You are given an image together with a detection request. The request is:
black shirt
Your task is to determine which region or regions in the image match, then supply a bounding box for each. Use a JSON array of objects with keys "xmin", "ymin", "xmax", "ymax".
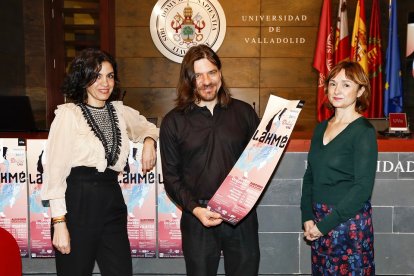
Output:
[{"xmin": 159, "ymin": 99, "xmax": 259, "ymax": 212}]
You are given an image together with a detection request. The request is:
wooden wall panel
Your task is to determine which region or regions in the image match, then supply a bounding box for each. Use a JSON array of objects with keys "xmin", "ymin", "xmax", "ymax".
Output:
[
  {"xmin": 260, "ymin": 26, "xmax": 317, "ymax": 57},
  {"xmin": 260, "ymin": 58, "xmax": 316, "ymax": 88},
  {"xmin": 229, "ymin": 88, "xmax": 260, "ymax": 113},
  {"xmin": 260, "ymin": 0, "xmax": 322, "ymax": 26},
  {"xmin": 23, "ymin": 0, "xmax": 46, "ymax": 129},
  {"xmin": 218, "ymin": 27, "xmax": 260, "ymax": 57},
  {"xmin": 114, "ymin": 0, "xmax": 414, "ymax": 132},
  {"xmin": 116, "ymin": 27, "xmax": 162, "ymax": 57},
  {"xmin": 26, "ymin": 87, "xmax": 47, "ymax": 128},
  {"xmin": 220, "ymin": 0, "xmax": 261, "ymax": 26},
  {"xmin": 25, "ymin": 56, "xmax": 45, "ymax": 87},
  {"xmin": 221, "ymin": 58, "xmax": 260, "ymax": 88},
  {"xmin": 24, "ymin": 24, "xmax": 45, "ymax": 56},
  {"xmin": 114, "ymin": 0, "xmax": 322, "ymax": 131},
  {"xmin": 115, "ymin": 0, "xmax": 155, "ymax": 27},
  {"xmin": 123, "ymin": 88, "xmax": 176, "ymax": 123},
  {"xmin": 117, "ymin": 57, "xmax": 181, "ymax": 87},
  {"xmin": 23, "ymin": 2, "xmax": 44, "ymax": 56},
  {"xmin": 23, "ymin": 0, "xmax": 43, "ymax": 26}
]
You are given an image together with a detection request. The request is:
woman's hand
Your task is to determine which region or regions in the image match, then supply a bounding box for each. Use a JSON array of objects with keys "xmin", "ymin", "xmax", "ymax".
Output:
[
  {"xmin": 141, "ymin": 137, "xmax": 156, "ymax": 174},
  {"xmin": 304, "ymin": 222, "xmax": 323, "ymax": 241},
  {"xmin": 303, "ymin": 220, "xmax": 314, "ymax": 233},
  {"xmin": 53, "ymin": 222, "xmax": 71, "ymax": 254},
  {"xmin": 303, "ymin": 220, "xmax": 315, "ymax": 240}
]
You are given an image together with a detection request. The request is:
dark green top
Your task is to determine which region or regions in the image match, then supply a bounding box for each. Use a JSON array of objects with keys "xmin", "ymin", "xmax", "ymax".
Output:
[{"xmin": 301, "ymin": 117, "xmax": 378, "ymax": 235}]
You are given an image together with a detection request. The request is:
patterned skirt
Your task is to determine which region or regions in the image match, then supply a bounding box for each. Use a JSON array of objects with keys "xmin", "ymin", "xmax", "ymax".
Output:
[{"xmin": 311, "ymin": 202, "xmax": 375, "ymax": 275}]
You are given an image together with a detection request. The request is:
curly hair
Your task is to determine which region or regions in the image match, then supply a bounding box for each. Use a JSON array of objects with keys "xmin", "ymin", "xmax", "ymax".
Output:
[
  {"xmin": 61, "ymin": 48, "xmax": 121, "ymax": 104},
  {"xmin": 176, "ymin": 45, "xmax": 231, "ymax": 111},
  {"xmin": 325, "ymin": 61, "xmax": 371, "ymax": 113}
]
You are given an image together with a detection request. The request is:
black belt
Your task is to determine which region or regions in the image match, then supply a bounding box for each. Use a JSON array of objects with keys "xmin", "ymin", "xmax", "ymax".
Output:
[{"xmin": 67, "ymin": 166, "xmax": 118, "ymax": 185}]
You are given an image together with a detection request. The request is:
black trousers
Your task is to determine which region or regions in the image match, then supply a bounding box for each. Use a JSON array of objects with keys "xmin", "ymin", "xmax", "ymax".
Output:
[
  {"xmin": 54, "ymin": 166, "xmax": 132, "ymax": 276},
  {"xmin": 180, "ymin": 208, "xmax": 260, "ymax": 276}
]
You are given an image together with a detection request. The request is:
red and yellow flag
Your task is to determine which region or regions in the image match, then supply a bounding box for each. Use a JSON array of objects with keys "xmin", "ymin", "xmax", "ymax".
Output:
[
  {"xmin": 350, "ymin": 0, "xmax": 368, "ymax": 73},
  {"xmin": 334, "ymin": 0, "xmax": 350, "ymax": 63},
  {"xmin": 313, "ymin": 0, "xmax": 334, "ymax": 122},
  {"xmin": 367, "ymin": 0, "xmax": 383, "ymax": 118}
]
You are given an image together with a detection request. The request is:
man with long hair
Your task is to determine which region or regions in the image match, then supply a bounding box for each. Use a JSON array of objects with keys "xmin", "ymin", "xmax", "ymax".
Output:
[{"xmin": 160, "ymin": 45, "xmax": 260, "ymax": 276}]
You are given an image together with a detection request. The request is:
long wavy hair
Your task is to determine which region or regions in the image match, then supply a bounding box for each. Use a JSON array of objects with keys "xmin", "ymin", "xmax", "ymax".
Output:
[
  {"xmin": 176, "ymin": 45, "xmax": 231, "ymax": 111},
  {"xmin": 62, "ymin": 48, "xmax": 121, "ymax": 104},
  {"xmin": 324, "ymin": 61, "xmax": 371, "ymax": 113}
]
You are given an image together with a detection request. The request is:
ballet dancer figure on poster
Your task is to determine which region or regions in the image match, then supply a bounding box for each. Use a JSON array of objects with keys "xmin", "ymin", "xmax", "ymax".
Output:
[{"xmin": 29, "ymin": 145, "xmax": 49, "ymax": 219}]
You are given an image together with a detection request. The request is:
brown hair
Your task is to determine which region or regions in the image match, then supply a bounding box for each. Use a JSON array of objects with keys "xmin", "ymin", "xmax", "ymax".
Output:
[
  {"xmin": 325, "ymin": 61, "xmax": 370, "ymax": 113},
  {"xmin": 176, "ymin": 45, "xmax": 231, "ymax": 111}
]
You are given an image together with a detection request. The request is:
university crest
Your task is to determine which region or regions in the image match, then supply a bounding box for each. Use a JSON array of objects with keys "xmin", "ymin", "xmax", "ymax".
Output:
[{"xmin": 150, "ymin": 0, "xmax": 227, "ymax": 63}]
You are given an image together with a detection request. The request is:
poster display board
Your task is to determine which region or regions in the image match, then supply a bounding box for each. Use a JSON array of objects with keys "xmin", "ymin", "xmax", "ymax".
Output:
[
  {"xmin": 119, "ymin": 142, "xmax": 156, "ymax": 257},
  {"xmin": 156, "ymin": 145, "xmax": 183, "ymax": 257},
  {"xmin": 27, "ymin": 139, "xmax": 54, "ymax": 257},
  {"xmin": 0, "ymin": 138, "xmax": 29, "ymax": 257}
]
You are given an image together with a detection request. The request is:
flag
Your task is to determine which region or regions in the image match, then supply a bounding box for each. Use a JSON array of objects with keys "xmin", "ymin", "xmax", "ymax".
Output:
[
  {"xmin": 313, "ymin": 0, "xmax": 334, "ymax": 122},
  {"xmin": 334, "ymin": 0, "xmax": 350, "ymax": 63},
  {"xmin": 384, "ymin": 0, "xmax": 403, "ymax": 115},
  {"xmin": 367, "ymin": 0, "xmax": 383, "ymax": 118},
  {"xmin": 350, "ymin": 0, "xmax": 368, "ymax": 73}
]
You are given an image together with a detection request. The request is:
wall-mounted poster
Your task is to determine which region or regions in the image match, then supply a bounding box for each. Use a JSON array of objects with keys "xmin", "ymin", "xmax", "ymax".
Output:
[
  {"xmin": 119, "ymin": 142, "xmax": 156, "ymax": 258},
  {"xmin": 156, "ymin": 146, "xmax": 183, "ymax": 258},
  {"xmin": 0, "ymin": 138, "xmax": 29, "ymax": 257},
  {"xmin": 27, "ymin": 139, "xmax": 54, "ymax": 258}
]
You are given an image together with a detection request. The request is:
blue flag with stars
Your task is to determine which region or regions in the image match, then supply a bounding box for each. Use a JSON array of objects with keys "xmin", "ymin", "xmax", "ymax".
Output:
[{"xmin": 384, "ymin": 0, "xmax": 403, "ymax": 116}]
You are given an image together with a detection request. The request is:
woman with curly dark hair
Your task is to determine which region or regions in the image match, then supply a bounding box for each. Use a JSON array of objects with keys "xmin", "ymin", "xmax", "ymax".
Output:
[{"xmin": 41, "ymin": 48, "xmax": 159, "ymax": 276}]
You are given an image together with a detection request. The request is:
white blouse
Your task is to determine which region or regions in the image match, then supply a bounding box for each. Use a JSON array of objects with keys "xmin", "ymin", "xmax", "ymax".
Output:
[{"xmin": 41, "ymin": 101, "xmax": 159, "ymax": 217}]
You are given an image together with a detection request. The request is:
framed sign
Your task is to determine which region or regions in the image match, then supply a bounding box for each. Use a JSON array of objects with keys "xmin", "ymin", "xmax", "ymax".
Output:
[
  {"xmin": 388, "ymin": 113, "xmax": 408, "ymax": 132},
  {"xmin": 150, "ymin": 0, "xmax": 227, "ymax": 63}
]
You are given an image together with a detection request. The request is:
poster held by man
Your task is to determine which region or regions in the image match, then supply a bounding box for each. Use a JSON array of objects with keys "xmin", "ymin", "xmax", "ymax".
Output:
[{"xmin": 208, "ymin": 95, "xmax": 304, "ymax": 225}]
